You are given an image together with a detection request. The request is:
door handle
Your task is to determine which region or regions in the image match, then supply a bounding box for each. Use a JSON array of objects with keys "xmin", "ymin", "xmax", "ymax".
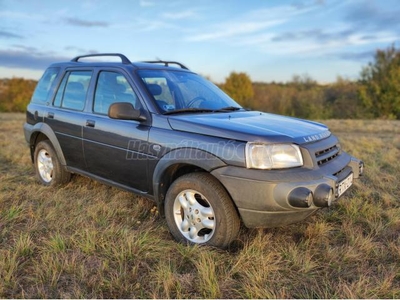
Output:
[
  {"xmin": 47, "ymin": 112, "xmax": 54, "ymax": 119},
  {"xmin": 86, "ymin": 120, "xmax": 95, "ymax": 127}
]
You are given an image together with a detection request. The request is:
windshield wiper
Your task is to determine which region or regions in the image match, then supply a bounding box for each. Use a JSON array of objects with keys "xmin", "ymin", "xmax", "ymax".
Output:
[
  {"xmin": 163, "ymin": 108, "xmax": 215, "ymax": 115},
  {"xmin": 215, "ymin": 106, "xmax": 242, "ymax": 112},
  {"xmin": 163, "ymin": 106, "xmax": 243, "ymax": 115}
]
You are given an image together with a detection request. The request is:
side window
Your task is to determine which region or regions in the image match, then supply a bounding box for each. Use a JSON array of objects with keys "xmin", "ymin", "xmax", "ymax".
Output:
[
  {"xmin": 31, "ymin": 67, "xmax": 60, "ymax": 104},
  {"xmin": 53, "ymin": 71, "xmax": 92, "ymax": 111},
  {"xmin": 93, "ymin": 71, "xmax": 139, "ymax": 115}
]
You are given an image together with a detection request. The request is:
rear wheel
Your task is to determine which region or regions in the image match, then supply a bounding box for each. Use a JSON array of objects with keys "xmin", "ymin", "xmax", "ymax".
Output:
[
  {"xmin": 34, "ymin": 140, "xmax": 71, "ymax": 186},
  {"xmin": 165, "ymin": 172, "xmax": 240, "ymax": 248}
]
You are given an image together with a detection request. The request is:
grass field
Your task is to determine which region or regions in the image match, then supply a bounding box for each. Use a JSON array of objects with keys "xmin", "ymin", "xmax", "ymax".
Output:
[{"xmin": 0, "ymin": 113, "xmax": 399, "ymax": 298}]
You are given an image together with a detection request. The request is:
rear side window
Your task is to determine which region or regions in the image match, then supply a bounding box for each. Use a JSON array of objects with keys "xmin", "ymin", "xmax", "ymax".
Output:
[
  {"xmin": 53, "ymin": 71, "xmax": 92, "ymax": 111},
  {"xmin": 31, "ymin": 67, "xmax": 60, "ymax": 104}
]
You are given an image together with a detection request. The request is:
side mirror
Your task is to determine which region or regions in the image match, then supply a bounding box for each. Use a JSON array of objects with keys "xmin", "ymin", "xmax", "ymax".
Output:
[{"xmin": 108, "ymin": 102, "xmax": 146, "ymax": 121}]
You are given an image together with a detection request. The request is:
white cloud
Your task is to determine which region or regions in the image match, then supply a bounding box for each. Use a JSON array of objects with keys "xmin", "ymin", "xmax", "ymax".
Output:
[
  {"xmin": 162, "ymin": 10, "xmax": 196, "ymax": 20},
  {"xmin": 139, "ymin": 0, "xmax": 154, "ymax": 7},
  {"xmin": 186, "ymin": 20, "xmax": 284, "ymax": 42},
  {"xmin": 0, "ymin": 10, "xmax": 43, "ymax": 21},
  {"xmin": 184, "ymin": 0, "xmax": 400, "ymax": 63},
  {"xmin": 245, "ymin": 31, "xmax": 399, "ymax": 57},
  {"xmin": 184, "ymin": 3, "xmax": 319, "ymax": 42}
]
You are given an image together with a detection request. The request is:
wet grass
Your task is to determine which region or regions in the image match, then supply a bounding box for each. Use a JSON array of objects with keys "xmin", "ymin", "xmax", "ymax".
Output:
[{"xmin": 0, "ymin": 113, "xmax": 399, "ymax": 298}]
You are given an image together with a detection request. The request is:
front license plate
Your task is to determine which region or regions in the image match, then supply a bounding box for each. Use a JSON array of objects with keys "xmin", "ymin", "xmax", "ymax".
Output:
[{"xmin": 337, "ymin": 173, "xmax": 353, "ymax": 197}]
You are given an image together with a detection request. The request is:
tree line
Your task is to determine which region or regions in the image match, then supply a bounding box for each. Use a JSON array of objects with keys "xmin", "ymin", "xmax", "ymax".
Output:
[
  {"xmin": 0, "ymin": 78, "xmax": 37, "ymax": 112},
  {"xmin": 1, "ymin": 45, "xmax": 399, "ymax": 119},
  {"xmin": 221, "ymin": 44, "xmax": 400, "ymax": 120}
]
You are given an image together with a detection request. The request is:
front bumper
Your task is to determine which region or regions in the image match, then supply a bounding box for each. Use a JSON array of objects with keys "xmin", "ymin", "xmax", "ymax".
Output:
[{"xmin": 211, "ymin": 152, "xmax": 363, "ymax": 228}]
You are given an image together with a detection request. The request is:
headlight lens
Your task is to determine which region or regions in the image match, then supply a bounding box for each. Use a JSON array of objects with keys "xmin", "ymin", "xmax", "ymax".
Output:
[{"xmin": 245, "ymin": 143, "xmax": 303, "ymax": 169}]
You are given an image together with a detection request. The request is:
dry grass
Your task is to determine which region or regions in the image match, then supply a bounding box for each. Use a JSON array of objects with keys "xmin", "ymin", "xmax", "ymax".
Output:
[{"xmin": 0, "ymin": 113, "xmax": 399, "ymax": 298}]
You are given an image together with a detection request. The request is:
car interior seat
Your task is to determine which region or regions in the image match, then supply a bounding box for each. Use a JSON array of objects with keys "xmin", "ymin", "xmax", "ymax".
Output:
[{"xmin": 146, "ymin": 83, "xmax": 169, "ymax": 112}]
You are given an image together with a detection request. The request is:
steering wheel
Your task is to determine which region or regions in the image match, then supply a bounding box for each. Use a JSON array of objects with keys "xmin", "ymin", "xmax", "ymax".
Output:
[{"xmin": 186, "ymin": 96, "xmax": 206, "ymax": 108}]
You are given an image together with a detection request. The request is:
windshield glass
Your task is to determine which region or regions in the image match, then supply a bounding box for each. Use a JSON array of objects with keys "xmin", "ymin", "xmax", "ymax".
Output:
[{"xmin": 138, "ymin": 70, "xmax": 241, "ymax": 113}]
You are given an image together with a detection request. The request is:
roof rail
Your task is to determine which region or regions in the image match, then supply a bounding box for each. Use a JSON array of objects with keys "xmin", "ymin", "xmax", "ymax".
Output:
[
  {"xmin": 71, "ymin": 53, "xmax": 131, "ymax": 64},
  {"xmin": 143, "ymin": 60, "xmax": 189, "ymax": 70}
]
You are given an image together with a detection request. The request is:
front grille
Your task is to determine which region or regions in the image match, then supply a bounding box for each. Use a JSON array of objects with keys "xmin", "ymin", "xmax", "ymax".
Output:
[
  {"xmin": 315, "ymin": 145, "xmax": 340, "ymax": 166},
  {"xmin": 333, "ymin": 166, "xmax": 346, "ymax": 177}
]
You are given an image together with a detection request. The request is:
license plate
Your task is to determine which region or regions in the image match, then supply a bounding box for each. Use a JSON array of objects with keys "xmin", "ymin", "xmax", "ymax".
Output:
[{"xmin": 337, "ymin": 173, "xmax": 353, "ymax": 197}]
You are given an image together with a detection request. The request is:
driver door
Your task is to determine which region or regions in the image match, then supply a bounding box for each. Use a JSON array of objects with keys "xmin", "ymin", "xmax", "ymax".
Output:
[{"xmin": 82, "ymin": 70, "xmax": 151, "ymax": 192}]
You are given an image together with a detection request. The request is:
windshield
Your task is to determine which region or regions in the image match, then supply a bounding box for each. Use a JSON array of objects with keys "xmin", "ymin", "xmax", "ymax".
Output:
[{"xmin": 138, "ymin": 70, "xmax": 241, "ymax": 114}]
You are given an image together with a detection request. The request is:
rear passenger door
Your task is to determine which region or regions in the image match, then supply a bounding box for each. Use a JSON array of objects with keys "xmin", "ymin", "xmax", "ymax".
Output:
[
  {"xmin": 45, "ymin": 70, "xmax": 92, "ymax": 170},
  {"xmin": 82, "ymin": 70, "xmax": 151, "ymax": 192}
]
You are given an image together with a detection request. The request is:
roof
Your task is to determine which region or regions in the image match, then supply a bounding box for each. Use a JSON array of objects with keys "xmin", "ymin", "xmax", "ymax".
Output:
[{"xmin": 48, "ymin": 53, "xmax": 191, "ymax": 71}]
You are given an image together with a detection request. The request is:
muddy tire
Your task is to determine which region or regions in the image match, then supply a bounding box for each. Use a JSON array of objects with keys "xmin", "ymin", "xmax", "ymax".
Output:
[
  {"xmin": 164, "ymin": 172, "xmax": 240, "ymax": 248},
  {"xmin": 34, "ymin": 140, "xmax": 71, "ymax": 186}
]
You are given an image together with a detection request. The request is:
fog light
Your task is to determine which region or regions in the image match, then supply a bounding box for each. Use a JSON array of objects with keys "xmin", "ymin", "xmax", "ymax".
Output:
[
  {"xmin": 359, "ymin": 161, "xmax": 364, "ymax": 176},
  {"xmin": 288, "ymin": 187, "xmax": 313, "ymax": 208},
  {"xmin": 314, "ymin": 184, "xmax": 333, "ymax": 207}
]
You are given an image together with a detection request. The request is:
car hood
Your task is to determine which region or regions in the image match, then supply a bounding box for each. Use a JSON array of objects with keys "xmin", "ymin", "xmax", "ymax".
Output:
[{"xmin": 167, "ymin": 111, "xmax": 330, "ymax": 144}]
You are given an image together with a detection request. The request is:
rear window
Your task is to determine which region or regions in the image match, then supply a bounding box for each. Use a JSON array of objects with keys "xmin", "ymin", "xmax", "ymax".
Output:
[{"xmin": 31, "ymin": 67, "xmax": 60, "ymax": 104}]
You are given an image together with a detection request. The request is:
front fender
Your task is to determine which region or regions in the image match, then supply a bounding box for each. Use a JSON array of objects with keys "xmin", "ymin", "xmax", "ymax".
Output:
[{"xmin": 152, "ymin": 148, "xmax": 226, "ymax": 204}]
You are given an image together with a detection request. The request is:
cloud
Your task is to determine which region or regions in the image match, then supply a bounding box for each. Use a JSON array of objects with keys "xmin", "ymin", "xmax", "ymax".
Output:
[
  {"xmin": 291, "ymin": 0, "xmax": 326, "ymax": 10},
  {"xmin": 64, "ymin": 46, "xmax": 98, "ymax": 54},
  {"xmin": 11, "ymin": 45, "xmax": 36, "ymax": 52},
  {"xmin": 139, "ymin": 0, "xmax": 154, "ymax": 7},
  {"xmin": 162, "ymin": 10, "xmax": 196, "ymax": 20},
  {"xmin": 271, "ymin": 30, "xmax": 319, "ymax": 42},
  {"xmin": 0, "ymin": 10, "xmax": 43, "ymax": 21},
  {"xmin": 64, "ymin": 17, "xmax": 109, "ymax": 28},
  {"xmin": 0, "ymin": 30, "xmax": 23, "ymax": 39},
  {"xmin": 344, "ymin": 1, "xmax": 400, "ymax": 31},
  {"xmin": 187, "ymin": 20, "xmax": 284, "ymax": 42},
  {"xmin": 238, "ymin": 1, "xmax": 400, "ymax": 57},
  {"xmin": 0, "ymin": 45, "xmax": 102, "ymax": 71},
  {"xmin": 0, "ymin": 49, "xmax": 70, "ymax": 70},
  {"xmin": 271, "ymin": 28, "xmax": 357, "ymax": 44},
  {"xmin": 133, "ymin": 18, "xmax": 179, "ymax": 32},
  {"xmin": 185, "ymin": 3, "xmax": 319, "ymax": 42},
  {"xmin": 337, "ymin": 50, "xmax": 375, "ymax": 62},
  {"xmin": 246, "ymin": 30, "xmax": 398, "ymax": 57}
]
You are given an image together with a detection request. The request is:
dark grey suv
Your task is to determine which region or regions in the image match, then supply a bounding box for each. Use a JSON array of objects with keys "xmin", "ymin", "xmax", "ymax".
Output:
[{"xmin": 24, "ymin": 53, "xmax": 364, "ymax": 248}]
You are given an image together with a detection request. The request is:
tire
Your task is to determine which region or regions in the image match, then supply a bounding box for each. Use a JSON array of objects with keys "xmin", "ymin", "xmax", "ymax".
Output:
[
  {"xmin": 164, "ymin": 172, "xmax": 240, "ymax": 248},
  {"xmin": 34, "ymin": 140, "xmax": 71, "ymax": 186}
]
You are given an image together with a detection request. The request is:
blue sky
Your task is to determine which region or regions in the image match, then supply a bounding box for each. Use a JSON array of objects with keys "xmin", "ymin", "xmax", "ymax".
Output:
[{"xmin": 0, "ymin": 0, "xmax": 399, "ymax": 83}]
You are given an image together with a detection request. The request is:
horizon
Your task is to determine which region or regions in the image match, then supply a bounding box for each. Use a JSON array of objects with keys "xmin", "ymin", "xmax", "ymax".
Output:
[{"xmin": 0, "ymin": 0, "xmax": 399, "ymax": 84}]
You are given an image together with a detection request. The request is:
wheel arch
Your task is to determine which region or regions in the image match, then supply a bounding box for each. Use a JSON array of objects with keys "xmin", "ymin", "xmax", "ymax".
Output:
[
  {"xmin": 28, "ymin": 123, "xmax": 66, "ymax": 166},
  {"xmin": 152, "ymin": 148, "xmax": 227, "ymax": 214}
]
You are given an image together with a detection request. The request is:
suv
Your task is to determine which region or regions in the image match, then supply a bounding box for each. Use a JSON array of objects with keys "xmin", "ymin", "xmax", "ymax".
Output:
[{"xmin": 24, "ymin": 53, "xmax": 363, "ymax": 248}]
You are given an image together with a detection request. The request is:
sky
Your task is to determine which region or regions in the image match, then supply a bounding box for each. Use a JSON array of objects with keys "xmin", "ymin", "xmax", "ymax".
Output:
[{"xmin": 0, "ymin": 0, "xmax": 399, "ymax": 84}]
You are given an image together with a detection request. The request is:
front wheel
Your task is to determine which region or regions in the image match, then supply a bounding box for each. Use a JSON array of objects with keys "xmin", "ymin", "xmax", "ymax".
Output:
[
  {"xmin": 34, "ymin": 140, "xmax": 71, "ymax": 186},
  {"xmin": 164, "ymin": 172, "xmax": 240, "ymax": 248}
]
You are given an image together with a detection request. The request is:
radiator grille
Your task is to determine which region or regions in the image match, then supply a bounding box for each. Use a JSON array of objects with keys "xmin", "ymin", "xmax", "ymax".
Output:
[{"xmin": 315, "ymin": 145, "xmax": 339, "ymax": 166}]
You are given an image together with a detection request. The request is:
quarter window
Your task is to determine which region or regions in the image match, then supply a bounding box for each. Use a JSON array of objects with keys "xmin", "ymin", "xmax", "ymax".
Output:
[{"xmin": 31, "ymin": 67, "xmax": 60, "ymax": 104}]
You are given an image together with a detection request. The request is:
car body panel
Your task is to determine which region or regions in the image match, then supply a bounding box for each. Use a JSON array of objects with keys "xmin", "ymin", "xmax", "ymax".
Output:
[
  {"xmin": 167, "ymin": 111, "xmax": 330, "ymax": 144},
  {"xmin": 82, "ymin": 114, "xmax": 151, "ymax": 191}
]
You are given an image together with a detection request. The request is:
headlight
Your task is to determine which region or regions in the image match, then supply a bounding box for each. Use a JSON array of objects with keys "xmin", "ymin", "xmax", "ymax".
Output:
[{"xmin": 245, "ymin": 143, "xmax": 303, "ymax": 169}]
